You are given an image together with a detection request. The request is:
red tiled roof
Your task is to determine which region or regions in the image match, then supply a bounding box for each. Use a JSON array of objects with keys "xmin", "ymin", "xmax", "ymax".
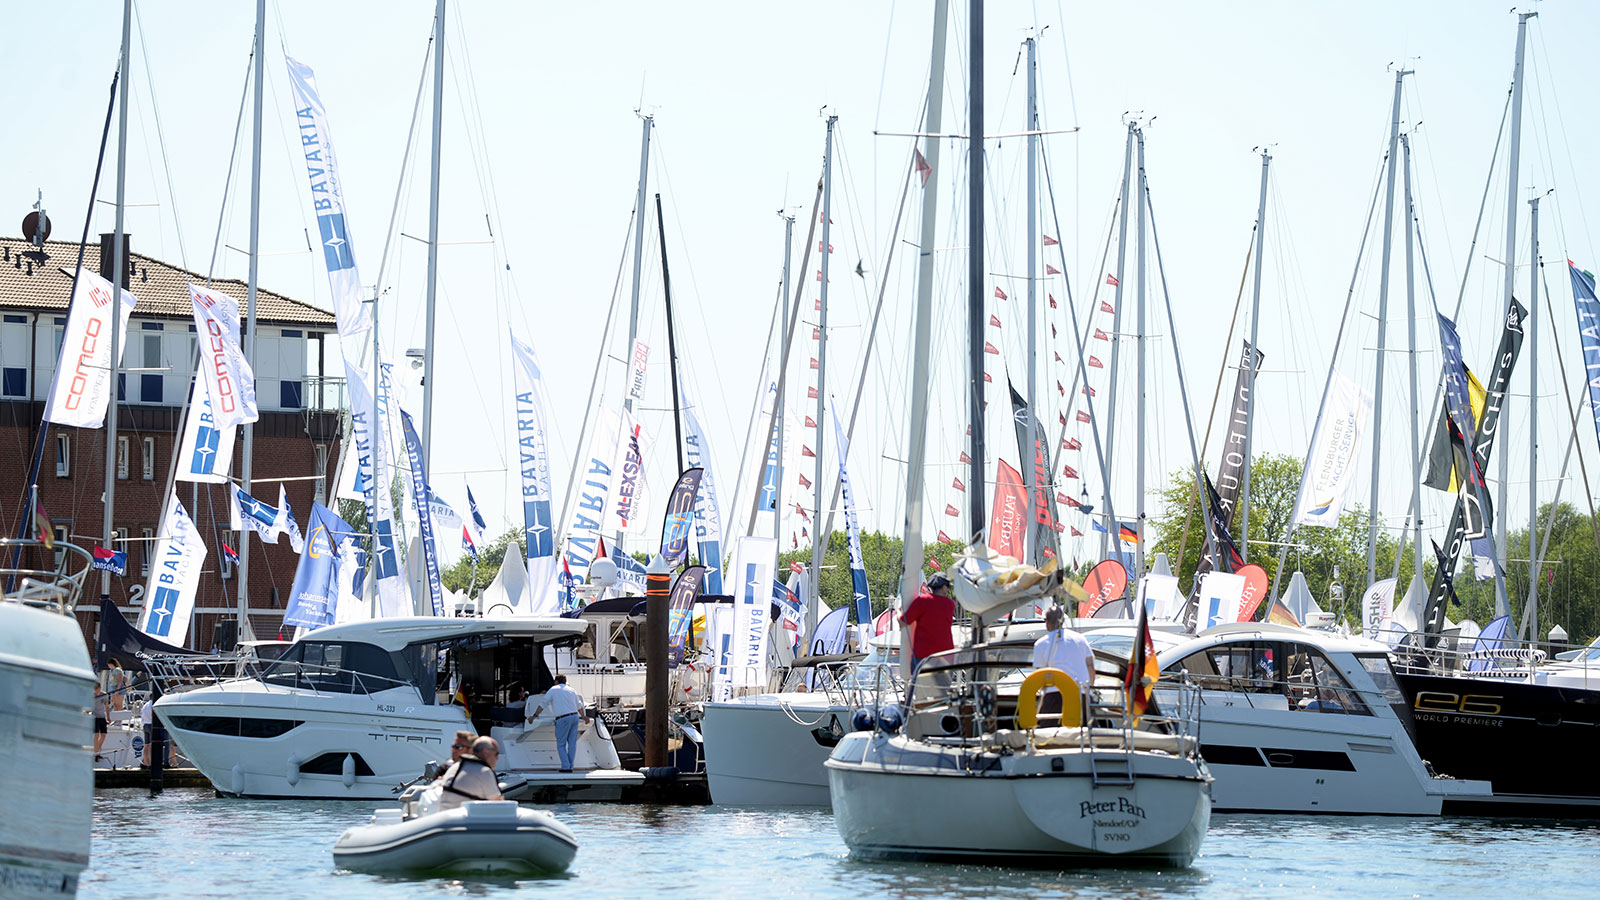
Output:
[{"xmin": 0, "ymin": 237, "xmax": 334, "ymax": 327}]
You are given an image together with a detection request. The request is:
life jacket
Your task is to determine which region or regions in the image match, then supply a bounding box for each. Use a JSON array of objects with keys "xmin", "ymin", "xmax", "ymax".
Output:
[{"xmin": 439, "ymin": 755, "xmax": 497, "ymax": 801}]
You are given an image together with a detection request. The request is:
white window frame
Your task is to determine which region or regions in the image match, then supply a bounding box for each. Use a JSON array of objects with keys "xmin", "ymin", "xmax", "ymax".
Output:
[
  {"xmin": 55, "ymin": 434, "xmax": 69, "ymax": 477},
  {"xmin": 116, "ymin": 436, "xmax": 130, "ymax": 480},
  {"xmin": 314, "ymin": 444, "xmax": 329, "ymax": 505},
  {"xmin": 53, "ymin": 525, "xmax": 68, "ymax": 567},
  {"xmin": 140, "ymin": 527, "xmax": 153, "ymax": 577},
  {"xmin": 142, "ymin": 437, "xmax": 155, "ymax": 481}
]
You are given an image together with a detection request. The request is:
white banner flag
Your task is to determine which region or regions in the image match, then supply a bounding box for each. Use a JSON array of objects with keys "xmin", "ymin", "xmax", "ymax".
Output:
[
  {"xmin": 136, "ymin": 495, "xmax": 207, "ymax": 646},
  {"xmin": 44, "ymin": 266, "xmax": 136, "ymax": 428},
  {"xmin": 1294, "ymin": 370, "xmax": 1373, "ymax": 527},
  {"xmin": 1362, "ymin": 577, "xmax": 1399, "ymax": 641},
  {"xmin": 562, "ymin": 408, "xmax": 620, "ymax": 584},
  {"xmin": 1198, "ymin": 572, "xmax": 1246, "ymax": 631},
  {"xmin": 626, "ymin": 339, "xmax": 649, "ymax": 404},
  {"xmin": 346, "ymin": 363, "xmax": 408, "ymax": 617},
  {"xmin": 717, "ymin": 535, "xmax": 776, "ymax": 701},
  {"xmin": 510, "ymin": 329, "xmax": 558, "ymax": 602},
  {"xmin": 682, "ymin": 402, "xmax": 724, "ymax": 592},
  {"xmin": 284, "ymin": 55, "xmax": 373, "ymax": 349},
  {"xmin": 188, "ymin": 283, "xmax": 259, "ymax": 429},
  {"xmin": 605, "ymin": 408, "xmax": 654, "ymax": 537},
  {"xmin": 174, "ymin": 365, "xmax": 237, "ymax": 483}
]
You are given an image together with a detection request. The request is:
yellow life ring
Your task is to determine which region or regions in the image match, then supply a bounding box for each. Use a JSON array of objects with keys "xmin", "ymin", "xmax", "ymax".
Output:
[{"xmin": 1016, "ymin": 668, "xmax": 1081, "ymax": 730}]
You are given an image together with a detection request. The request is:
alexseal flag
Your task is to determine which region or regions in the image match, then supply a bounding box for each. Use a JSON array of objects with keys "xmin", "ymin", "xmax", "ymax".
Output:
[
  {"xmin": 44, "ymin": 266, "xmax": 137, "ymax": 428},
  {"xmin": 667, "ymin": 565, "xmax": 708, "ymax": 665},
  {"xmin": 174, "ymin": 364, "xmax": 238, "ymax": 483},
  {"xmin": 607, "ymin": 410, "xmax": 653, "ymax": 536},
  {"xmin": 509, "ymin": 330, "xmax": 558, "ymax": 599},
  {"xmin": 284, "ymin": 55, "xmax": 373, "ymax": 343},
  {"xmin": 682, "ymin": 402, "xmax": 724, "ymax": 593},
  {"xmin": 275, "ymin": 484, "xmax": 305, "ymax": 554},
  {"xmin": 831, "ymin": 408, "xmax": 871, "ymax": 624},
  {"xmin": 716, "ymin": 536, "xmax": 776, "ymax": 701},
  {"xmin": 562, "ymin": 408, "xmax": 621, "ymax": 583},
  {"xmin": 398, "ymin": 410, "xmax": 444, "ymax": 616},
  {"xmin": 91, "ymin": 546, "xmax": 127, "ymax": 577},
  {"xmin": 188, "ymin": 284, "xmax": 259, "ymax": 429},
  {"xmin": 136, "ymin": 495, "xmax": 206, "ymax": 645},
  {"xmin": 1569, "ymin": 261, "xmax": 1600, "ymax": 457},
  {"xmin": 284, "ymin": 503, "xmax": 355, "ymax": 630},
  {"xmin": 659, "ymin": 468, "xmax": 704, "ymax": 568},
  {"xmin": 1293, "ymin": 371, "xmax": 1372, "ymax": 527}
]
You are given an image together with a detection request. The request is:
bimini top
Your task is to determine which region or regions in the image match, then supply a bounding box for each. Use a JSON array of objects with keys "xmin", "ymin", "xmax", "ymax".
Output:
[
  {"xmin": 294, "ymin": 616, "xmax": 590, "ymax": 653},
  {"xmin": 1190, "ymin": 621, "xmax": 1389, "ymax": 655}
]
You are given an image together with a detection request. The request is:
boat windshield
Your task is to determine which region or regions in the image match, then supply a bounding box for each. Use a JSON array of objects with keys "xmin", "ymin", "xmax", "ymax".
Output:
[{"xmin": 259, "ymin": 641, "xmax": 413, "ymax": 695}]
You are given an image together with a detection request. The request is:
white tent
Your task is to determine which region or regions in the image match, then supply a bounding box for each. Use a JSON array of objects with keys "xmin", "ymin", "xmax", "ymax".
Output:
[{"xmin": 478, "ymin": 543, "xmax": 529, "ymax": 616}]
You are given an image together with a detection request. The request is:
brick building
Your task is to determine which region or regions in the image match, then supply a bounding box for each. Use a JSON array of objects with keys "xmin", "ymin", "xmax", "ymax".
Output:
[{"xmin": 0, "ymin": 233, "xmax": 344, "ymax": 648}]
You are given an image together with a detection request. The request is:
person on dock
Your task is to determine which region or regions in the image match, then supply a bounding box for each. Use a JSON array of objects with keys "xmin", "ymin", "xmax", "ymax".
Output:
[
  {"xmin": 1031, "ymin": 605, "xmax": 1094, "ymax": 723},
  {"xmin": 437, "ymin": 736, "xmax": 503, "ymax": 810},
  {"xmin": 104, "ymin": 658, "xmax": 128, "ymax": 711},
  {"xmin": 902, "ymin": 573, "xmax": 957, "ymax": 677},
  {"xmin": 92, "ymin": 686, "xmax": 109, "ymax": 759},
  {"xmin": 528, "ymin": 674, "xmax": 587, "ymax": 773}
]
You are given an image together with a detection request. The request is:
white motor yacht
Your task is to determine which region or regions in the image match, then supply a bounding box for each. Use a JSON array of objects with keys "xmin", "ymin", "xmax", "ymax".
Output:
[
  {"xmin": 827, "ymin": 640, "xmax": 1212, "ymax": 866},
  {"xmin": 0, "ymin": 540, "xmax": 96, "ymax": 898},
  {"xmin": 155, "ymin": 616, "xmax": 641, "ymax": 799}
]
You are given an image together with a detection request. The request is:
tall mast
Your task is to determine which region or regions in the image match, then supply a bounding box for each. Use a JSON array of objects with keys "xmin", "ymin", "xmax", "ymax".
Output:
[
  {"xmin": 1238, "ymin": 149, "xmax": 1270, "ymax": 562},
  {"xmin": 1100, "ymin": 126, "xmax": 1134, "ymax": 560},
  {"xmin": 1496, "ymin": 12, "xmax": 1535, "ymax": 620},
  {"xmin": 898, "ymin": 0, "xmax": 950, "ymax": 611},
  {"xmin": 1526, "ymin": 193, "xmax": 1540, "ymax": 638},
  {"xmin": 236, "ymin": 0, "xmax": 266, "ymax": 641},
  {"xmin": 775, "ymin": 212, "xmax": 794, "ymax": 547},
  {"xmin": 421, "ymin": 0, "xmax": 445, "ymax": 468},
  {"xmin": 1023, "ymin": 34, "xmax": 1041, "ymax": 567},
  {"xmin": 966, "ymin": 0, "xmax": 986, "ymax": 535},
  {"xmin": 619, "ymin": 114, "xmax": 653, "ymax": 554},
  {"xmin": 1402, "ymin": 134, "xmax": 1424, "ymax": 594},
  {"xmin": 655, "ymin": 194, "xmax": 685, "ymax": 473},
  {"xmin": 1364, "ymin": 68, "xmax": 1407, "ymax": 589},
  {"xmin": 101, "ymin": 0, "xmax": 131, "ymax": 604},
  {"xmin": 809, "ymin": 115, "xmax": 837, "ymax": 621},
  {"xmin": 1133, "ymin": 127, "xmax": 1147, "ymax": 580}
]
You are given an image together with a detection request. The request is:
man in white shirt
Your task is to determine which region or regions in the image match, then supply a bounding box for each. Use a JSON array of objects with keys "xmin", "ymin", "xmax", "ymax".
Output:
[
  {"xmin": 1032, "ymin": 605, "xmax": 1094, "ymax": 722},
  {"xmin": 529, "ymin": 675, "xmax": 587, "ymax": 772}
]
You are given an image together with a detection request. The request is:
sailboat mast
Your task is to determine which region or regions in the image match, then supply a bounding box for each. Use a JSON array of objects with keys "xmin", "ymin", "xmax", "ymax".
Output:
[
  {"xmin": 237, "ymin": 0, "xmax": 266, "ymax": 640},
  {"xmin": 898, "ymin": 0, "xmax": 949, "ymax": 608},
  {"xmin": 1239, "ymin": 149, "xmax": 1269, "ymax": 563},
  {"xmin": 655, "ymin": 194, "xmax": 685, "ymax": 473},
  {"xmin": 1402, "ymin": 134, "xmax": 1424, "ymax": 593},
  {"xmin": 619, "ymin": 114, "xmax": 653, "ymax": 555},
  {"xmin": 1364, "ymin": 68, "xmax": 1406, "ymax": 589},
  {"xmin": 101, "ymin": 0, "xmax": 131, "ymax": 603},
  {"xmin": 1527, "ymin": 193, "xmax": 1540, "ymax": 638},
  {"xmin": 810, "ymin": 115, "xmax": 837, "ymax": 617},
  {"xmin": 1101, "ymin": 126, "xmax": 1134, "ymax": 560},
  {"xmin": 421, "ymin": 0, "xmax": 445, "ymax": 467},
  {"xmin": 967, "ymin": 0, "xmax": 986, "ymax": 533},
  {"xmin": 1023, "ymin": 34, "xmax": 1040, "ymax": 567},
  {"xmin": 776, "ymin": 212, "xmax": 793, "ymax": 547},
  {"xmin": 1497, "ymin": 12, "xmax": 1534, "ymax": 620},
  {"xmin": 1133, "ymin": 127, "xmax": 1147, "ymax": 580}
]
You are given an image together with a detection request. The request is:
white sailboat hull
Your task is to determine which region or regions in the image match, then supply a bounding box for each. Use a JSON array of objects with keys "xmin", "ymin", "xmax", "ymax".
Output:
[{"xmin": 702, "ymin": 693, "xmax": 847, "ymax": 806}]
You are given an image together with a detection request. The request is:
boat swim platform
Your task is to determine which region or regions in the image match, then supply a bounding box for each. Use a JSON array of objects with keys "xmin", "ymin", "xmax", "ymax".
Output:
[
  {"xmin": 508, "ymin": 769, "xmax": 711, "ymax": 805},
  {"xmin": 95, "ymin": 767, "xmax": 212, "ymax": 789}
]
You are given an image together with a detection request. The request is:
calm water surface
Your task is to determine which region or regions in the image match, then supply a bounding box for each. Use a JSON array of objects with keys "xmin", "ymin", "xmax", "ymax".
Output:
[{"xmin": 84, "ymin": 788, "xmax": 1599, "ymax": 899}]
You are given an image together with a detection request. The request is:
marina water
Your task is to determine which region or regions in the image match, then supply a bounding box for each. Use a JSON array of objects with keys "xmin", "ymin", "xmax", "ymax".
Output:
[{"xmin": 86, "ymin": 789, "xmax": 1597, "ymax": 899}]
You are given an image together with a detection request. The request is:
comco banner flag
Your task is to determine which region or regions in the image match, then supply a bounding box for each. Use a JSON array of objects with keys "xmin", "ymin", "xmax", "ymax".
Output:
[
  {"xmin": 45, "ymin": 266, "xmax": 137, "ymax": 429},
  {"xmin": 188, "ymin": 283, "xmax": 259, "ymax": 430}
]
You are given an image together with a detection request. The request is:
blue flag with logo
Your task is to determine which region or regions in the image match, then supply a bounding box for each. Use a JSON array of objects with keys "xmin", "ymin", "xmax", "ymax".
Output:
[
  {"xmin": 831, "ymin": 408, "xmax": 872, "ymax": 624},
  {"xmin": 284, "ymin": 503, "xmax": 357, "ymax": 630},
  {"xmin": 466, "ymin": 480, "xmax": 487, "ymax": 539},
  {"xmin": 659, "ymin": 468, "xmax": 704, "ymax": 568},
  {"xmin": 1570, "ymin": 261, "xmax": 1600, "ymax": 458},
  {"xmin": 400, "ymin": 410, "xmax": 444, "ymax": 616},
  {"xmin": 510, "ymin": 329, "xmax": 557, "ymax": 602}
]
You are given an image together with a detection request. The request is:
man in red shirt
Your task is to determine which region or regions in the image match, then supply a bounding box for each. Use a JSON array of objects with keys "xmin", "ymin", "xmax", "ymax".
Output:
[{"xmin": 902, "ymin": 573, "xmax": 957, "ymax": 676}]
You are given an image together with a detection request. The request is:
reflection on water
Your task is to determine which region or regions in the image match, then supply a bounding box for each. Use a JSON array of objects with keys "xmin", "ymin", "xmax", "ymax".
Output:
[{"xmin": 84, "ymin": 791, "xmax": 1598, "ymax": 900}]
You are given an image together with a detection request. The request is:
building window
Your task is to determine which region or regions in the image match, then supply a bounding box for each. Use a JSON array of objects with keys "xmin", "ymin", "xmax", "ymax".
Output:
[
  {"xmin": 314, "ymin": 444, "xmax": 329, "ymax": 505},
  {"xmin": 0, "ymin": 314, "xmax": 25, "ymax": 398},
  {"xmin": 141, "ymin": 333, "xmax": 162, "ymax": 403},
  {"xmin": 116, "ymin": 436, "xmax": 130, "ymax": 479},
  {"xmin": 0, "ymin": 368, "xmax": 22, "ymax": 397},
  {"xmin": 142, "ymin": 437, "xmax": 155, "ymax": 480},
  {"xmin": 281, "ymin": 381, "xmax": 304, "ymax": 410},
  {"xmin": 53, "ymin": 525, "xmax": 68, "ymax": 568},
  {"xmin": 55, "ymin": 435, "xmax": 69, "ymax": 477},
  {"xmin": 140, "ymin": 527, "xmax": 153, "ymax": 577}
]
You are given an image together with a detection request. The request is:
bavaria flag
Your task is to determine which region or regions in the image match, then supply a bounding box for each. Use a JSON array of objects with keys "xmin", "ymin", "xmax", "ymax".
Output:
[{"xmin": 91, "ymin": 545, "xmax": 127, "ymax": 576}]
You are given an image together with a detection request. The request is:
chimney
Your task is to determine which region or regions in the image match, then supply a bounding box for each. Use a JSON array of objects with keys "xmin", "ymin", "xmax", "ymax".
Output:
[{"xmin": 97, "ymin": 232, "xmax": 132, "ymax": 288}]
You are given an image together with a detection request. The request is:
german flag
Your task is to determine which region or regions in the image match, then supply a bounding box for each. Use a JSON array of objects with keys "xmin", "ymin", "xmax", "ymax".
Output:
[
  {"xmin": 1118, "ymin": 522, "xmax": 1141, "ymax": 546},
  {"xmin": 1125, "ymin": 600, "xmax": 1160, "ymax": 724}
]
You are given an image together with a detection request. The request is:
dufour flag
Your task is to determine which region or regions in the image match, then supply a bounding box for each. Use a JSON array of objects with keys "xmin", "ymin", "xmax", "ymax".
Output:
[
  {"xmin": 1568, "ymin": 261, "xmax": 1600, "ymax": 457},
  {"xmin": 275, "ymin": 484, "xmax": 306, "ymax": 554},
  {"xmin": 45, "ymin": 266, "xmax": 136, "ymax": 428},
  {"xmin": 188, "ymin": 284, "xmax": 259, "ymax": 429},
  {"xmin": 284, "ymin": 503, "xmax": 356, "ymax": 630},
  {"xmin": 668, "ymin": 565, "xmax": 708, "ymax": 665},
  {"xmin": 682, "ymin": 401, "xmax": 724, "ymax": 592},
  {"xmin": 1293, "ymin": 370, "xmax": 1372, "ymax": 527},
  {"xmin": 284, "ymin": 55, "xmax": 373, "ymax": 345},
  {"xmin": 175, "ymin": 364, "xmax": 237, "ymax": 483},
  {"xmin": 136, "ymin": 495, "xmax": 206, "ymax": 645},
  {"xmin": 831, "ymin": 407, "xmax": 871, "ymax": 624},
  {"xmin": 659, "ymin": 468, "xmax": 704, "ymax": 568},
  {"xmin": 510, "ymin": 329, "xmax": 558, "ymax": 600},
  {"xmin": 91, "ymin": 545, "xmax": 127, "ymax": 576},
  {"xmin": 400, "ymin": 409, "xmax": 445, "ymax": 617}
]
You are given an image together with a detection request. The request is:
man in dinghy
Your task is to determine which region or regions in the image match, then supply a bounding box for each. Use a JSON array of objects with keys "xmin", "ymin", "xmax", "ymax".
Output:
[{"xmin": 436, "ymin": 736, "xmax": 503, "ymax": 810}]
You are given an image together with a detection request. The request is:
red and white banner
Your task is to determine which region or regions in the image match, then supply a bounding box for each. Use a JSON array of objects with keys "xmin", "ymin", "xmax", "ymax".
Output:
[
  {"xmin": 189, "ymin": 284, "xmax": 259, "ymax": 429},
  {"xmin": 988, "ymin": 459, "xmax": 1028, "ymax": 561},
  {"xmin": 45, "ymin": 267, "xmax": 137, "ymax": 429}
]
